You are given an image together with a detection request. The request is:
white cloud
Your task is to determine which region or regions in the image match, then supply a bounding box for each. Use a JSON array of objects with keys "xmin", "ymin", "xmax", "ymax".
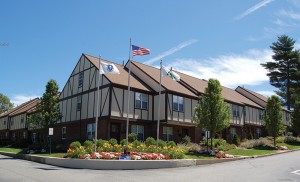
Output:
[
  {"xmin": 235, "ymin": 0, "xmax": 274, "ymax": 20},
  {"xmin": 143, "ymin": 39, "xmax": 198, "ymax": 65},
  {"xmin": 279, "ymin": 9, "xmax": 300, "ymax": 20},
  {"xmin": 287, "ymin": 0, "xmax": 300, "ymax": 8},
  {"xmin": 166, "ymin": 49, "xmax": 272, "ymax": 88},
  {"xmin": 11, "ymin": 95, "xmax": 40, "ymax": 107},
  {"xmin": 256, "ymin": 90, "xmax": 276, "ymax": 97}
]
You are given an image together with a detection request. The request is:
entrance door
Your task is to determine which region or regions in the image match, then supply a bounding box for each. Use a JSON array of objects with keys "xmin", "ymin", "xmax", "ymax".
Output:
[
  {"xmin": 182, "ymin": 128, "xmax": 189, "ymax": 137},
  {"xmin": 110, "ymin": 123, "xmax": 121, "ymax": 142}
]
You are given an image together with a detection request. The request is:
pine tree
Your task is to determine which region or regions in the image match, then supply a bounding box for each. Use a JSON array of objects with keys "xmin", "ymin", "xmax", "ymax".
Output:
[
  {"xmin": 261, "ymin": 35, "xmax": 300, "ymax": 110},
  {"xmin": 193, "ymin": 79, "xmax": 231, "ymax": 150},
  {"xmin": 264, "ymin": 96, "xmax": 285, "ymax": 147},
  {"xmin": 292, "ymin": 98, "xmax": 300, "ymax": 136}
]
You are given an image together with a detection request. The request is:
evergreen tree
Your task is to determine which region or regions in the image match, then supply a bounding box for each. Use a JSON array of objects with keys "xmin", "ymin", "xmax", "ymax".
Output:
[
  {"xmin": 193, "ymin": 79, "xmax": 231, "ymax": 150},
  {"xmin": 264, "ymin": 96, "xmax": 285, "ymax": 147},
  {"xmin": 0, "ymin": 93, "xmax": 14, "ymax": 113},
  {"xmin": 292, "ymin": 98, "xmax": 300, "ymax": 136},
  {"xmin": 261, "ymin": 35, "xmax": 300, "ymax": 110}
]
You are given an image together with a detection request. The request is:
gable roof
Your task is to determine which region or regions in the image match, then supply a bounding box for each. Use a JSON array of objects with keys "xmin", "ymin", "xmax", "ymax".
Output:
[
  {"xmin": 130, "ymin": 61, "xmax": 198, "ymax": 98},
  {"xmin": 84, "ymin": 54, "xmax": 152, "ymax": 92},
  {"xmin": 0, "ymin": 98, "xmax": 40, "ymax": 118},
  {"xmin": 236, "ymin": 86, "xmax": 268, "ymax": 103},
  {"xmin": 174, "ymin": 71, "xmax": 263, "ymax": 109}
]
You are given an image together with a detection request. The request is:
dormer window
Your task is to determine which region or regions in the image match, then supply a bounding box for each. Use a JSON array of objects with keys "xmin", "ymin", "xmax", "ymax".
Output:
[
  {"xmin": 135, "ymin": 93, "xmax": 148, "ymax": 110},
  {"xmin": 173, "ymin": 95, "xmax": 184, "ymax": 112}
]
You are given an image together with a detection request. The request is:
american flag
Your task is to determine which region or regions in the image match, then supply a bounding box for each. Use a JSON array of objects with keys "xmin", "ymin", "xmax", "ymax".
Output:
[{"xmin": 132, "ymin": 45, "xmax": 150, "ymax": 56}]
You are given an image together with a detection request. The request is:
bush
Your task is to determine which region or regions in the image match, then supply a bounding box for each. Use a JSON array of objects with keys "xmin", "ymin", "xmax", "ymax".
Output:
[
  {"xmin": 167, "ymin": 141, "xmax": 176, "ymax": 147},
  {"xmin": 218, "ymin": 144, "xmax": 236, "ymax": 151},
  {"xmin": 132, "ymin": 140, "xmax": 142, "ymax": 148},
  {"xmin": 70, "ymin": 141, "xmax": 81, "ymax": 149},
  {"xmin": 145, "ymin": 137, "xmax": 156, "ymax": 146},
  {"xmin": 109, "ymin": 138, "xmax": 118, "ymax": 146},
  {"xmin": 83, "ymin": 140, "xmax": 94, "ymax": 153},
  {"xmin": 120, "ymin": 139, "xmax": 126, "ymax": 146},
  {"xmin": 284, "ymin": 136, "xmax": 299, "ymax": 143},
  {"xmin": 212, "ymin": 138, "xmax": 227, "ymax": 148},
  {"xmin": 96, "ymin": 139, "xmax": 107, "ymax": 148},
  {"xmin": 232, "ymin": 134, "xmax": 241, "ymax": 146},
  {"xmin": 182, "ymin": 135, "xmax": 191, "ymax": 145},
  {"xmin": 241, "ymin": 138, "xmax": 273, "ymax": 149},
  {"xmin": 276, "ymin": 136, "xmax": 285, "ymax": 143},
  {"xmin": 157, "ymin": 139, "xmax": 167, "ymax": 148},
  {"xmin": 128, "ymin": 133, "xmax": 137, "ymax": 142}
]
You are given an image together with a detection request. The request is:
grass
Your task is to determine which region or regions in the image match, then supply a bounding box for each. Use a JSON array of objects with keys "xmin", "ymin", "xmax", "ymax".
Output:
[
  {"xmin": 34, "ymin": 153, "xmax": 67, "ymax": 158},
  {"xmin": 0, "ymin": 147, "xmax": 27, "ymax": 154},
  {"xmin": 277, "ymin": 142, "xmax": 300, "ymax": 150},
  {"xmin": 226, "ymin": 149, "xmax": 277, "ymax": 156},
  {"xmin": 184, "ymin": 153, "xmax": 214, "ymax": 159}
]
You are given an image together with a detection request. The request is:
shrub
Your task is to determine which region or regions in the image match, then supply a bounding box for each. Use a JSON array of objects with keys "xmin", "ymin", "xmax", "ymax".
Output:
[
  {"xmin": 157, "ymin": 139, "xmax": 167, "ymax": 148},
  {"xmin": 284, "ymin": 136, "xmax": 299, "ymax": 143},
  {"xmin": 218, "ymin": 144, "xmax": 236, "ymax": 151},
  {"xmin": 167, "ymin": 141, "xmax": 176, "ymax": 147},
  {"xmin": 182, "ymin": 135, "xmax": 191, "ymax": 145},
  {"xmin": 120, "ymin": 139, "xmax": 126, "ymax": 146},
  {"xmin": 83, "ymin": 140, "xmax": 94, "ymax": 153},
  {"xmin": 70, "ymin": 141, "xmax": 81, "ymax": 149},
  {"xmin": 212, "ymin": 138, "xmax": 227, "ymax": 148},
  {"xmin": 276, "ymin": 136, "xmax": 285, "ymax": 143},
  {"xmin": 96, "ymin": 139, "xmax": 107, "ymax": 148},
  {"xmin": 145, "ymin": 137, "xmax": 156, "ymax": 146},
  {"xmin": 132, "ymin": 140, "xmax": 142, "ymax": 148},
  {"xmin": 128, "ymin": 133, "xmax": 137, "ymax": 142},
  {"xmin": 241, "ymin": 138, "xmax": 273, "ymax": 149},
  {"xmin": 232, "ymin": 134, "xmax": 241, "ymax": 146},
  {"xmin": 109, "ymin": 138, "xmax": 118, "ymax": 146}
]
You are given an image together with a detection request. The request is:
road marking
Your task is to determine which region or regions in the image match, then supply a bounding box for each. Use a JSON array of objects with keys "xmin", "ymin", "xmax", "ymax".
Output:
[{"xmin": 291, "ymin": 170, "xmax": 300, "ymax": 175}]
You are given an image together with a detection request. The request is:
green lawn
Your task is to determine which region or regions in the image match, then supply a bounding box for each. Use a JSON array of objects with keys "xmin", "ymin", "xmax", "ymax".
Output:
[
  {"xmin": 184, "ymin": 153, "xmax": 214, "ymax": 159},
  {"xmin": 34, "ymin": 153, "xmax": 67, "ymax": 158},
  {"xmin": 0, "ymin": 147, "xmax": 27, "ymax": 154},
  {"xmin": 226, "ymin": 149, "xmax": 277, "ymax": 156},
  {"xmin": 277, "ymin": 143, "xmax": 300, "ymax": 150}
]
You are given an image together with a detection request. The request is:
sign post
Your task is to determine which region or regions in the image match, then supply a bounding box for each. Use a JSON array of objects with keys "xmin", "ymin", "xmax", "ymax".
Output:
[
  {"xmin": 205, "ymin": 131, "xmax": 210, "ymax": 152},
  {"xmin": 49, "ymin": 128, "xmax": 53, "ymax": 155}
]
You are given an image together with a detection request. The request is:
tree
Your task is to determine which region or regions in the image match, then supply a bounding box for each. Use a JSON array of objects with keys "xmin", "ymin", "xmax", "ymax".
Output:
[
  {"xmin": 261, "ymin": 35, "xmax": 300, "ymax": 110},
  {"xmin": 28, "ymin": 79, "xmax": 61, "ymax": 136},
  {"xmin": 264, "ymin": 96, "xmax": 285, "ymax": 147},
  {"xmin": 193, "ymin": 79, "xmax": 231, "ymax": 150},
  {"xmin": 0, "ymin": 93, "xmax": 14, "ymax": 114},
  {"xmin": 292, "ymin": 98, "xmax": 300, "ymax": 136}
]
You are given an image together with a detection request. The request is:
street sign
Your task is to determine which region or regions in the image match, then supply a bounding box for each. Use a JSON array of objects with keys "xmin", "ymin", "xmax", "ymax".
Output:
[
  {"xmin": 205, "ymin": 131, "xmax": 210, "ymax": 138},
  {"xmin": 49, "ymin": 128, "xmax": 53, "ymax": 135}
]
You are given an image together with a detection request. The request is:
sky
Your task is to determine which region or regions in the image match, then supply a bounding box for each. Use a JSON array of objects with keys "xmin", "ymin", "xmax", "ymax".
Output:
[{"xmin": 1, "ymin": 0, "xmax": 300, "ymax": 106}]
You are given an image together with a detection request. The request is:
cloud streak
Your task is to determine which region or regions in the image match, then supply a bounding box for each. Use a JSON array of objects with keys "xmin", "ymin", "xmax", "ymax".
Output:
[
  {"xmin": 11, "ymin": 94, "xmax": 40, "ymax": 107},
  {"xmin": 168, "ymin": 49, "xmax": 272, "ymax": 88},
  {"xmin": 143, "ymin": 39, "xmax": 198, "ymax": 65},
  {"xmin": 235, "ymin": 0, "xmax": 274, "ymax": 20}
]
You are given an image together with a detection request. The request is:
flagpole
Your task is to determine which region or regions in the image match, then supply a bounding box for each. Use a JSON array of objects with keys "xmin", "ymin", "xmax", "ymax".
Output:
[
  {"xmin": 156, "ymin": 60, "xmax": 162, "ymax": 148},
  {"xmin": 94, "ymin": 56, "xmax": 101, "ymax": 152},
  {"xmin": 126, "ymin": 38, "xmax": 132, "ymax": 149}
]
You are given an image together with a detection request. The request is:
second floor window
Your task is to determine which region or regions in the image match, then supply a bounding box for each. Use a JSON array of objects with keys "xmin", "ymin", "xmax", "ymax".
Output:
[
  {"xmin": 232, "ymin": 105, "xmax": 239, "ymax": 117},
  {"xmin": 78, "ymin": 72, "xmax": 84, "ymax": 88},
  {"xmin": 259, "ymin": 110, "xmax": 264, "ymax": 120},
  {"xmin": 173, "ymin": 95, "xmax": 184, "ymax": 112},
  {"xmin": 21, "ymin": 116, "xmax": 24, "ymax": 123},
  {"xmin": 135, "ymin": 93, "xmax": 148, "ymax": 110},
  {"xmin": 77, "ymin": 95, "xmax": 82, "ymax": 110},
  {"xmin": 3, "ymin": 120, "xmax": 6, "ymax": 125}
]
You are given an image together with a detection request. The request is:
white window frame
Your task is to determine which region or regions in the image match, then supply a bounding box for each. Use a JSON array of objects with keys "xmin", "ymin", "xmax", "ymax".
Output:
[
  {"xmin": 78, "ymin": 72, "xmax": 84, "ymax": 88},
  {"xmin": 135, "ymin": 92, "xmax": 148, "ymax": 110},
  {"xmin": 131, "ymin": 125, "xmax": 144, "ymax": 141},
  {"xmin": 77, "ymin": 95, "xmax": 82, "ymax": 111},
  {"xmin": 62, "ymin": 127, "xmax": 67, "ymax": 139},
  {"xmin": 173, "ymin": 95, "xmax": 184, "ymax": 112},
  {"xmin": 163, "ymin": 126, "xmax": 173, "ymax": 141},
  {"xmin": 87, "ymin": 123, "xmax": 95, "ymax": 140},
  {"xmin": 232, "ymin": 105, "xmax": 239, "ymax": 117}
]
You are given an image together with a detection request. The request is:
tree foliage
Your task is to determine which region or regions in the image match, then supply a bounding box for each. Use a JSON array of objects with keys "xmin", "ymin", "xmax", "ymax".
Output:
[
  {"xmin": 261, "ymin": 35, "xmax": 300, "ymax": 110},
  {"xmin": 28, "ymin": 79, "xmax": 61, "ymax": 130},
  {"xmin": 292, "ymin": 98, "xmax": 300, "ymax": 136},
  {"xmin": 193, "ymin": 78, "xmax": 231, "ymax": 150},
  {"xmin": 0, "ymin": 93, "xmax": 14, "ymax": 114},
  {"xmin": 264, "ymin": 95, "xmax": 285, "ymax": 147}
]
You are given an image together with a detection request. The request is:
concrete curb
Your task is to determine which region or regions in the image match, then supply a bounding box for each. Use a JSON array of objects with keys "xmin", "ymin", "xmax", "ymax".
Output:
[{"xmin": 1, "ymin": 149, "xmax": 299, "ymax": 170}]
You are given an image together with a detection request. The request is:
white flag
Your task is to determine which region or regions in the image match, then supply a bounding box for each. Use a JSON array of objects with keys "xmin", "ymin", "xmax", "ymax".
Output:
[
  {"xmin": 100, "ymin": 62, "xmax": 120, "ymax": 74},
  {"xmin": 161, "ymin": 66, "xmax": 180, "ymax": 81}
]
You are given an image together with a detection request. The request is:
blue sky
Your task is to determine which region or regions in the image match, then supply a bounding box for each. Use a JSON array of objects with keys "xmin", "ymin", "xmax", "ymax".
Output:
[{"xmin": 1, "ymin": 0, "xmax": 300, "ymax": 106}]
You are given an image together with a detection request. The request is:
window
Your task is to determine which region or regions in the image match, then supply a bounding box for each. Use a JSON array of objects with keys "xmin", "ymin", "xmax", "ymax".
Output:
[
  {"xmin": 78, "ymin": 72, "xmax": 84, "ymax": 88},
  {"xmin": 230, "ymin": 127, "xmax": 236, "ymax": 140},
  {"xmin": 21, "ymin": 116, "xmax": 24, "ymax": 123},
  {"xmin": 131, "ymin": 125, "xmax": 144, "ymax": 141},
  {"xmin": 4, "ymin": 120, "xmax": 6, "ymax": 125},
  {"xmin": 87, "ymin": 123, "xmax": 95, "ymax": 140},
  {"xmin": 256, "ymin": 128, "xmax": 261, "ymax": 139},
  {"xmin": 259, "ymin": 110, "xmax": 264, "ymax": 120},
  {"xmin": 286, "ymin": 113, "xmax": 290, "ymax": 121},
  {"xmin": 62, "ymin": 127, "xmax": 67, "ymax": 139},
  {"xmin": 163, "ymin": 126, "xmax": 173, "ymax": 141},
  {"xmin": 173, "ymin": 95, "xmax": 184, "ymax": 112},
  {"xmin": 232, "ymin": 105, "xmax": 239, "ymax": 117},
  {"xmin": 135, "ymin": 93, "xmax": 148, "ymax": 109},
  {"xmin": 77, "ymin": 95, "xmax": 82, "ymax": 110},
  {"xmin": 10, "ymin": 119, "xmax": 14, "ymax": 126}
]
